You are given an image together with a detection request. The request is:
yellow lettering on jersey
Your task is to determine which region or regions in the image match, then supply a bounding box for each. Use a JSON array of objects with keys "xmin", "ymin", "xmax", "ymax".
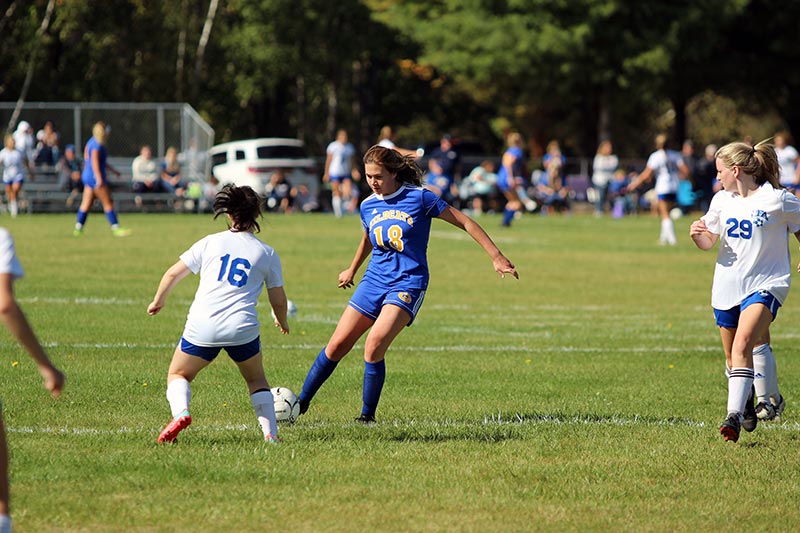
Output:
[{"xmin": 368, "ymin": 210, "xmax": 415, "ymax": 230}]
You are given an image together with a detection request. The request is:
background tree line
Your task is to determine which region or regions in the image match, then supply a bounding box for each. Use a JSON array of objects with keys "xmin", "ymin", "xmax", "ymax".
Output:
[{"xmin": 2, "ymin": 0, "xmax": 799, "ymax": 160}]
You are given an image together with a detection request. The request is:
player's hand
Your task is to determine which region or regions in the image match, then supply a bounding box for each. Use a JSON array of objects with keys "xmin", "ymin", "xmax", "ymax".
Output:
[
  {"xmin": 274, "ymin": 317, "xmax": 289, "ymax": 334},
  {"xmin": 40, "ymin": 364, "xmax": 65, "ymax": 398},
  {"xmin": 338, "ymin": 269, "xmax": 356, "ymax": 289},
  {"xmin": 689, "ymin": 219, "xmax": 707, "ymax": 237},
  {"xmin": 493, "ymin": 255, "xmax": 519, "ymax": 279},
  {"xmin": 147, "ymin": 301, "xmax": 163, "ymax": 315}
]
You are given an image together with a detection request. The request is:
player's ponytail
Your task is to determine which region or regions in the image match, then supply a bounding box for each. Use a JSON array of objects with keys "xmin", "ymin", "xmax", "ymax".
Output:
[
  {"xmin": 213, "ymin": 184, "xmax": 262, "ymax": 233},
  {"xmin": 715, "ymin": 139, "xmax": 779, "ymax": 187},
  {"xmin": 363, "ymin": 145, "xmax": 423, "ymax": 186}
]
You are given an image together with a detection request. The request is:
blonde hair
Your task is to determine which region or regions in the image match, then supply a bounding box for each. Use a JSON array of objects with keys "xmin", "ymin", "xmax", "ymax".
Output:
[
  {"xmin": 715, "ymin": 139, "xmax": 779, "ymax": 187},
  {"xmin": 655, "ymin": 133, "xmax": 668, "ymax": 150},
  {"xmin": 506, "ymin": 132, "xmax": 523, "ymax": 148},
  {"xmin": 92, "ymin": 121, "xmax": 107, "ymax": 144},
  {"xmin": 3, "ymin": 134, "xmax": 14, "ymax": 149}
]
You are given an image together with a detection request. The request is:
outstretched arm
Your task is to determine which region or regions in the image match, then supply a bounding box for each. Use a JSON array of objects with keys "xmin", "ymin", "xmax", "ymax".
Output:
[
  {"xmin": 338, "ymin": 231, "xmax": 372, "ymax": 289},
  {"xmin": 437, "ymin": 206, "xmax": 519, "ymax": 279},
  {"xmin": 0, "ymin": 274, "xmax": 64, "ymax": 396},
  {"xmin": 147, "ymin": 260, "xmax": 192, "ymax": 315}
]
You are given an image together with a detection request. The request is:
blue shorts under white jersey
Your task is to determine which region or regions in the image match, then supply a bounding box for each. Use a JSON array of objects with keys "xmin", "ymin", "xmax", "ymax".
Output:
[
  {"xmin": 713, "ymin": 290, "xmax": 780, "ymax": 328},
  {"xmin": 360, "ymin": 185, "xmax": 448, "ymax": 289},
  {"xmin": 349, "ymin": 278, "xmax": 426, "ymax": 325}
]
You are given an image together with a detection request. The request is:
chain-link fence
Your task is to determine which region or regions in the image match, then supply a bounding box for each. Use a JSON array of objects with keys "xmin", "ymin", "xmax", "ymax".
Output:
[{"xmin": 1, "ymin": 102, "xmax": 214, "ymax": 181}]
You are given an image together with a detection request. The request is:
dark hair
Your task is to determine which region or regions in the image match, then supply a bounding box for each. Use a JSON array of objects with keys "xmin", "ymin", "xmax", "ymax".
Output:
[
  {"xmin": 715, "ymin": 139, "xmax": 779, "ymax": 187},
  {"xmin": 363, "ymin": 145, "xmax": 423, "ymax": 186},
  {"xmin": 213, "ymin": 184, "xmax": 262, "ymax": 232}
]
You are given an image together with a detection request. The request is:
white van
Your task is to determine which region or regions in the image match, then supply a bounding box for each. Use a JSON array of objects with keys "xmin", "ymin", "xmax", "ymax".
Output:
[{"xmin": 209, "ymin": 138, "xmax": 320, "ymax": 197}]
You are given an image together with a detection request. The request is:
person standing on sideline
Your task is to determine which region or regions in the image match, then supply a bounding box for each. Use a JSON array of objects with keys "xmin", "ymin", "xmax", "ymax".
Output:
[
  {"xmin": 377, "ymin": 126, "xmax": 419, "ymax": 158},
  {"xmin": 73, "ymin": 122, "xmax": 130, "ymax": 237},
  {"xmin": 592, "ymin": 140, "xmax": 618, "ymax": 216},
  {"xmin": 497, "ymin": 132, "xmax": 526, "ymax": 227},
  {"xmin": 0, "ymin": 135, "xmax": 30, "ymax": 218},
  {"xmin": 147, "ymin": 184, "xmax": 290, "ymax": 444},
  {"xmin": 0, "ymin": 227, "xmax": 65, "ymax": 533},
  {"xmin": 296, "ymin": 145, "xmax": 518, "ymax": 423},
  {"xmin": 773, "ymin": 132, "xmax": 800, "ymax": 194},
  {"xmin": 324, "ymin": 130, "xmax": 361, "ymax": 218},
  {"xmin": 628, "ymin": 133, "xmax": 688, "ymax": 245},
  {"xmin": 689, "ymin": 139, "xmax": 800, "ymax": 442}
]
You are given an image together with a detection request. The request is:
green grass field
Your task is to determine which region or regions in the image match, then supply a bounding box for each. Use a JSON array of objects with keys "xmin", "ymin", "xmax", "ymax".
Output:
[{"xmin": 2, "ymin": 211, "xmax": 800, "ymax": 531}]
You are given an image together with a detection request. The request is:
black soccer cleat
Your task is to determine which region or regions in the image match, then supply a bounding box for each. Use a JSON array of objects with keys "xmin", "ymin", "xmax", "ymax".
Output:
[
  {"xmin": 355, "ymin": 414, "xmax": 376, "ymax": 425},
  {"xmin": 742, "ymin": 386, "xmax": 758, "ymax": 432},
  {"xmin": 720, "ymin": 414, "xmax": 741, "ymax": 442},
  {"xmin": 298, "ymin": 398, "xmax": 309, "ymax": 416}
]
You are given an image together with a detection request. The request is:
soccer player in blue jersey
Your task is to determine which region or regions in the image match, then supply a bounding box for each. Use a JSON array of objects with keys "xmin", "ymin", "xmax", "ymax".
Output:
[
  {"xmin": 148, "ymin": 185, "xmax": 290, "ymax": 444},
  {"xmin": 297, "ymin": 145, "xmax": 518, "ymax": 423},
  {"xmin": 73, "ymin": 122, "xmax": 130, "ymax": 237},
  {"xmin": 497, "ymin": 132, "xmax": 526, "ymax": 227}
]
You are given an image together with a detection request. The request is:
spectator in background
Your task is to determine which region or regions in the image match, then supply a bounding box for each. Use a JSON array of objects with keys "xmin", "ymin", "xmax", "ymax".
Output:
[
  {"xmin": 294, "ymin": 183, "xmax": 319, "ymax": 213},
  {"xmin": 459, "ymin": 160, "xmax": 498, "ymax": 216},
  {"xmin": 377, "ymin": 126, "xmax": 419, "ymax": 158},
  {"xmin": 57, "ymin": 144, "xmax": 83, "ymax": 208},
  {"xmin": 608, "ymin": 169, "xmax": 633, "ymax": 218},
  {"xmin": 592, "ymin": 140, "xmax": 618, "ymax": 216},
  {"xmin": 160, "ymin": 147, "xmax": 185, "ymax": 197},
  {"xmin": 265, "ymin": 170, "xmax": 294, "ymax": 213},
  {"xmin": 773, "ymin": 132, "xmax": 800, "ymax": 194},
  {"xmin": 12, "ymin": 122, "xmax": 35, "ymax": 167},
  {"xmin": 429, "ymin": 133, "xmax": 461, "ymax": 188},
  {"xmin": 424, "ymin": 158, "xmax": 457, "ymax": 203},
  {"xmin": 681, "ymin": 140, "xmax": 699, "ymax": 183},
  {"xmin": 627, "ymin": 133, "xmax": 688, "ymax": 246},
  {"xmin": 693, "ymin": 143, "xmax": 718, "ymax": 212},
  {"xmin": 540, "ymin": 140, "xmax": 570, "ymax": 215},
  {"xmin": 35, "ymin": 120, "xmax": 60, "ymax": 166},
  {"xmin": 324, "ymin": 129, "xmax": 360, "ymax": 218},
  {"xmin": 132, "ymin": 146, "xmax": 164, "ymax": 194},
  {"xmin": 497, "ymin": 132, "xmax": 526, "ymax": 227},
  {"xmin": 0, "ymin": 135, "xmax": 30, "ymax": 218},
  {"xmin": 0, "ymin": 227, "xmax": 65, "ymax": 533}
]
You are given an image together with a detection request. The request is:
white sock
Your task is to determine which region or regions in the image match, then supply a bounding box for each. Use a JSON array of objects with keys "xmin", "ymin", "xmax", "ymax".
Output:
[
  {"xmin": 752, "ymin": 343, "xmax": 778, "ymax": 404},
  {"xmin": 0, "ymin": 514, "xmax": 11, "ymax": 533},
  {"xmin": 727, "ymin": 367, "xmax": 754, "ymax": 418},
  {"xmin": 251, "ymin": 389, "xmax": 278, "ymax": 438},
  {"xmin": 332, "ymin": 196, "xmax": 343, "ymax": 218},
  {"xmin": 661, "ymin": 217, "xmax": 676, "ymax": 244},
  {"xmin": 8, "ymin": 201, "xmax": 17, "ymax": 218},
  {"xmin": 166, "ymin": 377, "xmax": 191, "ymax": 418},
  {"xmin": 762, "ymin": 344, "xmax": 781, "ymax": 403}
]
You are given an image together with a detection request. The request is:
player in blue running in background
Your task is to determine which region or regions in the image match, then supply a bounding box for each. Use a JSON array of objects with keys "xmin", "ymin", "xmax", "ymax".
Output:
[
  {"xmin": 73, "ymin": 121, "xmax": 130, "ymax": 237},
  {"xmin": 297, "ymin": 145, "xmax": 518, "ymax": 423},
  {"xmin": 148, "ymin": 184, "xmax": 290, "ymax": 444},
  {"xmin": 497, "ymin": 132, "xmax": 526, "ymax": 227},
  {"xmin": 690, "ymin": 139, "xmax": 800, "ymax": 442}
]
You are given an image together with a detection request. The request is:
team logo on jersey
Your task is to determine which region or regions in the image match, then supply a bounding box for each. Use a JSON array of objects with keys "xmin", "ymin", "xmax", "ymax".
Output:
[
  {"xmin": 750, "ymin": 209, "xmax": 768, "ymax": 227},
  {"xmin": 397, "ymin": 292, "xmax": 413, "ymax": 303},
  {"xmin": 371, "ymin": 208, "xmax": 378, "ymax": 214}
]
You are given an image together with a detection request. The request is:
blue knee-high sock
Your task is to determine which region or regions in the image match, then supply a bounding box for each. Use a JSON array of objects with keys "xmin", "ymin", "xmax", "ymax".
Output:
[
  {"xmin": 104, "ymin": 210, "xmax": 119, "ymax": 226},
  {"xmin": 76, "ymin": 210, "xmax": 88, "ymax": 226},
  {"xmin": 299, "ymin": 349, "xmax": 339, "ymax": 403},
  {"xmin": 502, "ymin": 208, "xmax": 515, "ymax": 226},
  {"xmin": 362, "ymin": 360, "xmax": 386, "ymax": 416}
]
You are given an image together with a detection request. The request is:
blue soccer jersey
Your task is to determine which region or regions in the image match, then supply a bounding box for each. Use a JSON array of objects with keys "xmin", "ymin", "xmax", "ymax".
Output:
[
  {"xmin": 360, "ymin": 185, "xmax": 448, "ymax": 289},
  {"xmin": 81, "ymin": 136, "xmax": 107, "ymax": 187}
]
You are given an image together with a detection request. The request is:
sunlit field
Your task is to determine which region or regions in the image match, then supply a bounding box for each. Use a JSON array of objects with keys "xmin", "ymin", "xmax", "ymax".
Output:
[{"xmin": 2, "ymin": 211, "xmax": 799, "ymax": 531}]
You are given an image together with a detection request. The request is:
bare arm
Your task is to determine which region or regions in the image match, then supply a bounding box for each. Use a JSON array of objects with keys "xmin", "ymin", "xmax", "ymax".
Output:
[
  {"xmin": 268, "ymin": 286, "xmax": 290, "ymax": 334},
  {"xmin": 0, "ymin": 274, "xmax": 64, "ymax": 396},
  {"xmin": 147, "ymin": 260, "xmax": 192, "ymax": 315},
  {"xmin": 627, "ymin": 166, "xmax": 654, "ymax": 192},
  {"xmin": 437, "ymin": 206, "xmax": 519, "ymax": 279},
  {"xmin": 689, "ymin": 219, "xmax": 718, "ymax": 250},
  {"xmin": 338, "ymin": 231, "xmax": 372, "ymax": 289}
]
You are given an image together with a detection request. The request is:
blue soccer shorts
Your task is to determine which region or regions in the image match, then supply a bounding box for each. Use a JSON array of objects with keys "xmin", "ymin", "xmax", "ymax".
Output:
[
  {"xmin": 714, "ymin": 290, "xmax": 780, "ymax": 328},
  {"xmin": 179, "ymin": 336, "xmax": 261, "ymax": 362},
  {"xmin": 348, "ymin": 279, "xmax": 426, "ymax": 326}
]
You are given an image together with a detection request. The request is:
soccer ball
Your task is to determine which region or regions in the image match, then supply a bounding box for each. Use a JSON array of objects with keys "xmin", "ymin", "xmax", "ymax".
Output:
[{"xmin": 271, "ymin": 387, "xmax": 300, "ymax": 423}]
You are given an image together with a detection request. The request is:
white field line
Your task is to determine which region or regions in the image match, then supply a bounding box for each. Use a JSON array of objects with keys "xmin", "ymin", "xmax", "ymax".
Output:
[
  {"xmin": 26, "ymin": 341, "xmax": 721, "ymax": 354},
  {"xmin": 7, "ymin": 418, "xmax": 800, "ymax": 436}
]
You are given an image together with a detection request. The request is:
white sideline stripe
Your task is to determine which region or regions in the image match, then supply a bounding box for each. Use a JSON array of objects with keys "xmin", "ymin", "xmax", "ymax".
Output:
[
  {"xmin": 7, "ymin": 419, "xmax": 800, "ymax": 435},
  {"xmin": 32, "ymin": 341, "xmax": 721, "ymax": 354}
]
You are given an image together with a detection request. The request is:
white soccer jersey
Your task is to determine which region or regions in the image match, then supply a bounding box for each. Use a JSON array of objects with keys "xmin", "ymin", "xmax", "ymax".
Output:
[
  {"xmin": 775, "ymin": 145, "xmax": 799, "ymax": 186},
  {"xmin": 179, "ymin": 230, "xmax": 284, "ymax": 346},
  {"xmin": 0, "ymin": 148, "xmax": 25, "ymax": 183},
  {"xmin": 326, "ymin": 140, "xmax": 355, "ymax": 177},
  {"xmin": 0, "ymin": 228, "xmax": 24, "ymax": 279},
  {"xmin": 701, "ymin": 184, "xmax": 800, "ymax": 309},
  {"xmin": 646, "ymin": 149, "xmax": 683, "ymax": 195}
]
